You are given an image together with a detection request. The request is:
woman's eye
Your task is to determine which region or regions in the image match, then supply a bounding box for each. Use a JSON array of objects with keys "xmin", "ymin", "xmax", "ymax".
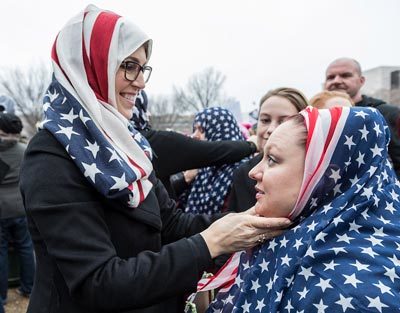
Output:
[
  {"xmin": 267, "ymin": 155, "xmax": 277, "ymax": 165},
  {"xmin": 261, "ymin": 119, "xmax": 270, "ymax": 124},
  {"xmin": 126, "ymin": 63, "xmax": 137, "ymax": 71}
]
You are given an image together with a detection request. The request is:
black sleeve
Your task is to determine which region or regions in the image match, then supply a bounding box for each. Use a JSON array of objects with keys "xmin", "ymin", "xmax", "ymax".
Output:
[
  {"xmin": 153, "ymin": 175, "xmax": 215, "ymax": 244},
  {"xmin": 142, "ymin": 129, "xmax": 257, "ymax": 179},
  {"xmin": 382, "ymin": 104, "xmax": 400, "ymax": 179},
  {"xmin": 20, "ymin": 132, "xmax": 213, "ymax": 311},
  {"xmin": 227, "ymin": 154, "xmax": 262, "ymax": 213},
  {"xmin": 169, "ymin": 172, "xmax": 190, "ymax": 199}
]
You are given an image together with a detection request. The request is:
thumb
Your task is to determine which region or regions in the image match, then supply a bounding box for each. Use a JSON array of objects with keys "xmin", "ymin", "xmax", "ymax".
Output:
[{"xmin": 243, "ymin": 206, "xmax": 257, "ymax": 215}]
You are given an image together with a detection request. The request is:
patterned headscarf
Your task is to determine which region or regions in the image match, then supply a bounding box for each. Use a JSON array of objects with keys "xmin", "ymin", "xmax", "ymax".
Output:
[
  {"xmin": 184, "ymin": 107, "xmax": 245, "ymax": 214},
  {"xmin": 42, "ymin": 5, "xmax": 153, "ymax": 208},
  {"xmin": 198, "ymin": 106, "xmax": 400, "ymax": 312},
  {"xmin": 131, "ymin": 90, "xmax": 151, "ymax": 131}
]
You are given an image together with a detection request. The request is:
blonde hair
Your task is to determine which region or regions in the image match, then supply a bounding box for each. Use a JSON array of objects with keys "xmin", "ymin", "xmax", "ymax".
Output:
[
  {"xmin": 310, "ymin": 90, "xmax": 354, "ymax": 109},
  {"xmin": 259, "ymin": 87, "xmax": 309, "ymax": 113}
]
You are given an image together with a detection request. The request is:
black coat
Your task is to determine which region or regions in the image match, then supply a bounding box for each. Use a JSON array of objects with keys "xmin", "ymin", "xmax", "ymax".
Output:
[
  {"xmin": 356, "ymin": 95, "xmax": 400, "ymax": 178},
  {"xmin": 227, "ymin": 154, "xmax": 263, "ymax": 213},
  {"xmin": 0, "ymin": 140, "xmax": 26, "ymax": 218},
  {"xmin": 19, "ymin": 130, "xmax": 214, "ymax": 313}
]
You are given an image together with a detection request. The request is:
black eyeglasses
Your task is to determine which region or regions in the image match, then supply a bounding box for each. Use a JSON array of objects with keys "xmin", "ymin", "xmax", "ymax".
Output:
[{"xmin": 121, "ymin": 61, "xmax": 152, "ymax": 83}]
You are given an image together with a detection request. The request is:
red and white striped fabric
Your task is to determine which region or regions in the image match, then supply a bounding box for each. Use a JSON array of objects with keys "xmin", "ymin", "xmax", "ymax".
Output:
[
  {"xmin": 188, "ymin": 251, "xmax": 243, "ymax": 303},
  {"xmin": 46, "ymin": 5, "xmax": 153, "ymax": 207},
  {"xmin": 289, "ymin": 106, "xmax": 349, "ymax": 219}
]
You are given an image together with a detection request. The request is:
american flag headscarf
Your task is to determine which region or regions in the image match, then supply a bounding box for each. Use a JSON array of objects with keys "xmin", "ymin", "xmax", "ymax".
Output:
[
  {"xmin": 131, "ymin": 90, "xmax": 151, "ymax": 131},
  {"xmin": 196, "ymin": 106, "xmax": 400, "ymax": 312},
  {"xmin": 41, "ymin": 5, "xmax": 153, "ymax": 208},
  {"xmin": 184, "ymin": 107, "xmax": 246, "ymax": 214}
]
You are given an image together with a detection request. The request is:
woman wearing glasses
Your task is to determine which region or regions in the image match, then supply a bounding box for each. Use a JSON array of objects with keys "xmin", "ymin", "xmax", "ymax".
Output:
[{"xmin": 19, "ymin": 5, "xmax": 290, "ymax": 313}]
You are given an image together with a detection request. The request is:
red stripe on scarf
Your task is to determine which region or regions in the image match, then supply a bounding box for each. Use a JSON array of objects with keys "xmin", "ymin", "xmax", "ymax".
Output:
[
  {"xmin": 137, "ymin": 180, "xmax": 144, "ymax": 203},
  {"xmin": 51, "ymin": 35, "xmax": 61, "ymax": 67},
  {"xmin": 51, "ymin": 35, "xmax": 70, "ymax": 83},
  {"xmin": 304, "ymin": 107, "xmax": 318, "ymax": 152},
  {"xmin": 295, "ymin": 107, "xmax": 343, "ymax": 215},
  {"xmin": 127, "ymin": 156, "xmax": 147, "ymax": 177},
  {"xmin": 83, "ymin": 11, "xmax": 120, "ymax": 103}
]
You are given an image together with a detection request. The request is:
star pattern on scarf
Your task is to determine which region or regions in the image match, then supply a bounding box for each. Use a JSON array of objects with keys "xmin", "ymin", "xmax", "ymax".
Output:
[
  {"xmin": 206, "ymin": 107, "xmax": 400, "ymax": 313},
  {"xmin": 42, "ymin": 81, "xmax": 152, "ymax": 207}
]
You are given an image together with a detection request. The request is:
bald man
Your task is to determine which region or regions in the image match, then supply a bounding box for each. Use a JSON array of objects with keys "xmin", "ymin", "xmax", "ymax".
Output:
[{"xmin": 324, "ymin": 58, "xmax": 400, "ymax": 178}]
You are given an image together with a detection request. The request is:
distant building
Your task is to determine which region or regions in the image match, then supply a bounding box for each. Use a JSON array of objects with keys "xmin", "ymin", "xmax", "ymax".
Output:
[
  {"xmin": 150, "ymin": 114, "xmax": 195, "ymax": 134},
  {"xmin": 223, "ymin": 100, "xmax": 242, "ymax": 123},
  {"xmin": 362, "ymin": 66, "xmax": 400, "ymax": 106}
]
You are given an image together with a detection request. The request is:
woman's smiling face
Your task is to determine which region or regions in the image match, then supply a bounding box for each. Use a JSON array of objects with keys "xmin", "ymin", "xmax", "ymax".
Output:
[
  {"xmin": 249, "ymin": 120, "xmax": 306, "ymax": 218},
  {"xmin": 115, "ymin": 45, "xmax": 147, "ymax": 120}
]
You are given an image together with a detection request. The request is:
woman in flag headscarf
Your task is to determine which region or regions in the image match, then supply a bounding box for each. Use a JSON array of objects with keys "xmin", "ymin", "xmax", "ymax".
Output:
[
  {"xmin": 181, "ymin": 107, "xmax": 247, "ymax": 215},
  {"xmin": 197, "ymin": 106, "xmax": 400, "ymax": 312},
  {"xmin": 19, "ymin": 5, "xmax": 292, "ymax": 313},
  {"xmin": 131, "ymin": 91, "xmax": 258, "ymax": 200}
]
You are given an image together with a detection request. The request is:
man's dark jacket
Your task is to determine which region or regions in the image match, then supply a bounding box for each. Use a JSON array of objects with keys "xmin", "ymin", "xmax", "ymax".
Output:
[{"xmin": 356, "ymin": 95, "xmax": 400, "ymax": 178}]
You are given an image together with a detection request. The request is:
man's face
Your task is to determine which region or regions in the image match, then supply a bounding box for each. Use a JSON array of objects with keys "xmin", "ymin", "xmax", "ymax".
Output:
[{"xmin": 324, "ymin": 60, "xmax": 365, "ymax": 99}]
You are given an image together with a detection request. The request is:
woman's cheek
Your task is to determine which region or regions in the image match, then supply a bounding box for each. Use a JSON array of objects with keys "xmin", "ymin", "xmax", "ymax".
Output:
[{"xmin": 255, "ymin": 199, "xmax": 271, "ymax": 217}]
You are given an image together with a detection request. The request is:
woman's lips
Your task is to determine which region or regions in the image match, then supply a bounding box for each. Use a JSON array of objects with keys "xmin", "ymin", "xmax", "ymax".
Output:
[
  {"xmin": 255, "ymin": 186, "xmax": 265, "ymax": 200},
  {"xmin": 120, "ymin": 93, "xmax": 137, "ymax": 105}
]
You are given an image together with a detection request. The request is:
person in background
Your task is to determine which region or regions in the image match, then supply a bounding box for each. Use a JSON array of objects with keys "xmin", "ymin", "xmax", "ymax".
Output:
[
  {"xmin": 203, "ymin": 106, "xmax": 400, "ymax": 312},
  {"xmin": 324, "ymin": 57, "xmax": 400, "ymax": 178},
  {"xmin": 19, "ymin": 6, "xmax": 290, "ymax": 313},
  {"xmin": 239, "ymin": 122, "xmax": 252, "ymax": 139},
  {"xmin": 0, "ymin": 95, "xmax": 16, "ymax": 114},
  {"xmin": 131, "ymin": 90, "xmax": 257, "ymax": 199},
  {"xmin": 0, "ymin": 113, "xmax": 35, "ymax": 304},
  {"xmin": 309, "ymin": 90, "xmax": 353, "ymax": 109},
  {"xmin": 180, "ymin": 107, "xmax": 247, "ymax": 215},
  {"xmin": 228, "ymin": 87, "xmax": 309, "ymax": 213}
]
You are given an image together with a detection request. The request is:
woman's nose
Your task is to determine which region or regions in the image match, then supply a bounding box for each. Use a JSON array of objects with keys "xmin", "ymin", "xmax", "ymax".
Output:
[
  {"xmin": 267, "ymin": 122, "xmax": 277, "ymax": 134},
  {"xmin": 192, "ymin": 129, "xmax": 201, "ymax": 140},
  {"xmin": 249, "ymin": 163, "xmax": 262, "ymax": 181},
  {"xmin": 132, "ymin": 71, "xmax": 146, "ymax": 89}
]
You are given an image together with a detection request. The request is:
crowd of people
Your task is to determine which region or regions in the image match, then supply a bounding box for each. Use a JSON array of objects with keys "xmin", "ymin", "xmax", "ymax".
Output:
[{"xmin": 0, "ymin": 4, "xmax": 399, "ymax": 313}]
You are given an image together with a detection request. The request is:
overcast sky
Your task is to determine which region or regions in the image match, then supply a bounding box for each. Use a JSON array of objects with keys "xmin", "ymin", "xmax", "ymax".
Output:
[{"xmin": 1, "ymin": 0, "xmax": 399, "ymax": 113}]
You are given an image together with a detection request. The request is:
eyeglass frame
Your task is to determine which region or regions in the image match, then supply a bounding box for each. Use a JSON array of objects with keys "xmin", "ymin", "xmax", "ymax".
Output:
[{"xmin": 120, "ymin": 60, "xmax": 152, "ymax": 83}]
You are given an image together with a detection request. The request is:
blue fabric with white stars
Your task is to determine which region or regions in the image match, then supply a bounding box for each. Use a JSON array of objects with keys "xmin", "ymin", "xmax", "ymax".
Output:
[
  {"xmin": 41, "ymin": 77, "xmax": 152, "ymax": 204},
  {"xmin": 185, "ymin": 106, "xmax": 246, "ymax": 214},
  {"xmin": 207, "ymin": 107, "xmax": 400, "ymax": 313}
]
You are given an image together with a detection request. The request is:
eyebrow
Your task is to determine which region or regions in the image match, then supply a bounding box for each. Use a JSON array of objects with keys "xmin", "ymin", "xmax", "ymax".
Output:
[
  {"xmin": 265, "ymin": 142, "xmax": 282, "ymax": 154},
  {"xmin": 123, "ymin": 56, "xmax": 146, "ymax": 65},
  {"xmin": 259, "ymin": 113, "xmax": 291, "ymax": 119}
]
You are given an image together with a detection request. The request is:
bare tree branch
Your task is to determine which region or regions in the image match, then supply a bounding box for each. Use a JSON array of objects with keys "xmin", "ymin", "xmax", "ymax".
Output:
[
  {"xmin": 0, "ymin": 62, "xmax": 52, "ymax": 138},
  {"xmin": 148, "ymin": 94, "xmax": 187, "ymax": 130},
  {"xmin": 172, "ymin": 67, "xmax": 226, "ymax": 112}
]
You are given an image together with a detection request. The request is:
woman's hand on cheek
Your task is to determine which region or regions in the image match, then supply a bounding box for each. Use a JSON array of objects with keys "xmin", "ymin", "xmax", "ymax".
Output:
[{"xmin": 200, "ymin": 213, "xmax": 291, "ymax": 258}]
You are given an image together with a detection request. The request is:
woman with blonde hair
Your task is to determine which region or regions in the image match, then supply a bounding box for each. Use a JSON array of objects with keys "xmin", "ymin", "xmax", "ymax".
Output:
[
  {"xmin": 228, "ymin": 87, "xmax": 309, "ymax": 213},
  {"xmin": 310, "ymin": 90, "xmax": 353, "ymax": 109}
]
